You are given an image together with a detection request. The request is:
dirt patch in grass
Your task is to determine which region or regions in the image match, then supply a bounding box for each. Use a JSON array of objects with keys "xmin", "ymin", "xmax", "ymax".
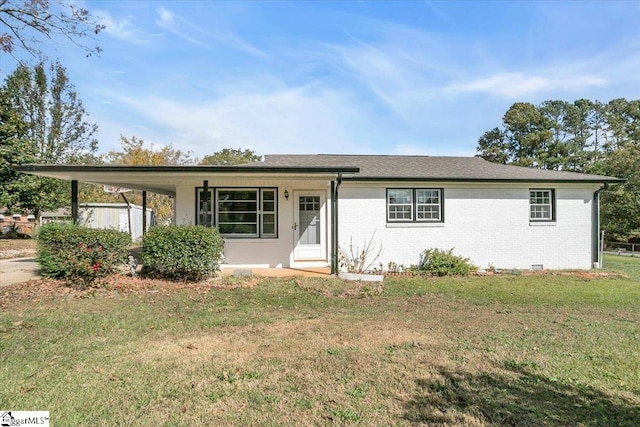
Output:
[{"xmin": 0, "ymin": 238, "xmax": 36, "ymax": 259}]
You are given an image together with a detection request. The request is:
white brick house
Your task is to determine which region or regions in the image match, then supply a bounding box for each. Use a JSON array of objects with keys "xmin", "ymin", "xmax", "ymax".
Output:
[{"xmin": 17, "ymin": 155, "xmax": 623, "ymax": 272}]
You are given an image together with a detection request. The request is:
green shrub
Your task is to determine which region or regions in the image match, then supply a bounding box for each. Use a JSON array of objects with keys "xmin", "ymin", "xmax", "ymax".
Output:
[
  {"xmin": 141, "ymin": 224, "xmax": 224, "ymax": 281},
  {"xmin": 36, "ymin": 222, "xmax": 130, "ymax": 287},
  {"xmin": 417, "ymin": 248, "xmax": 477, "ymax": 276}
]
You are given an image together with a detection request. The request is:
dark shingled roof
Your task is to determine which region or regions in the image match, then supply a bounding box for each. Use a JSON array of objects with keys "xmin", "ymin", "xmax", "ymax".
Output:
[{"xmin": 243, "ymin": 154, "xmax": 623, "ymax": 183}]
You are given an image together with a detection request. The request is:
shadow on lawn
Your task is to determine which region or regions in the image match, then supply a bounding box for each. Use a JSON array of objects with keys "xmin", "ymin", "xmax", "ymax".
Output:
[{"xmin": 404, "ymin": 364, "xmax": 640, "ymax": 426}]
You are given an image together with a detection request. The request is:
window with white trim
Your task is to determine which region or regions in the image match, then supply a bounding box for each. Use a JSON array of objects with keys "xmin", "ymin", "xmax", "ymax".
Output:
[
  {"xmin": 387, "ymin": 188, "xmax": 443, "ymax": 222},
  {"xmin": 196, "ymin": 187, "xmax": 277, "ymax": 238},
  {"xmin": 529, "ymin": 189, "xmax": 555, "ymax": 221}
]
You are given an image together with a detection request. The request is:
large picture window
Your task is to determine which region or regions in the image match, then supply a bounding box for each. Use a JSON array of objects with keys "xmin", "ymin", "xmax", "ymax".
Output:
[
  {"xmin": 529, "ymin": 189, "xmax": 555, "ymax": 221},
  {"xmin": 218, "ymin": 189, "xmax": 258, "ymax": 235},
  {"xmin": 387, "ymin": 188, "xmax": 443, "ymax": 222},
  {"xmin": 195, "ymin": 187, "xmax": 277, "ymax": 238}
]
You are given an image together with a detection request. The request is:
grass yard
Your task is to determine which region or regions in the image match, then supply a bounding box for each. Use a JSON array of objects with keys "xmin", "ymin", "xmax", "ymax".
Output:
[
  {"xmin": 603, "ymin": 252, "xmax": 640, "ymax": 278},
  {"xmin": 1, "ymin": 257, "xmax": 639, "ymax": 426}
]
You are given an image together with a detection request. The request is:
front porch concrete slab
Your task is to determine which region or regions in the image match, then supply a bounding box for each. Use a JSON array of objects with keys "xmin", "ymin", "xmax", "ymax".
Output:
[{"xmin": 222, "ymin": 267, "xmax": 331, "ymax": 278}]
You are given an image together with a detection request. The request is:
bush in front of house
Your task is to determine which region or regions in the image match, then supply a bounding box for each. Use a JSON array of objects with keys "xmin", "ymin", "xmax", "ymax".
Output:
[
  {"xmin": 141, "ymin": 224, "xmax": 224, "ymax": 281},
  {"xmin": 417, "ymin": 248, "xmax": 477, "ymax": 276},
  {"xmin": 37, "ymin": 222, "xmax": 131, "ymax": 287}
]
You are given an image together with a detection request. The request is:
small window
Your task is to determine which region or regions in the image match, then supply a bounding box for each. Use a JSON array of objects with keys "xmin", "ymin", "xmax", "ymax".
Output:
[
  {"xmin": 387, "ymin": 188, "xmax": 443, "ymax": 222},
  {"xmin": 530, "ymin": 189, "xmax": 555, "ymax": 221}
]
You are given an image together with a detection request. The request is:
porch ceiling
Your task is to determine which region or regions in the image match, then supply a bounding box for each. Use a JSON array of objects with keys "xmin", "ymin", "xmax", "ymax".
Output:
[{"xmin": 15, "ymin": 164, "xmax": 360, "ymax": 196}]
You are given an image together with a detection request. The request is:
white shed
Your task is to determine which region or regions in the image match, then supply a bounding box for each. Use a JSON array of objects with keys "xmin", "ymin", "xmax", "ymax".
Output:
[{"xmin": 78, "ymin": 203, "xmax": 153, "ymax": 241}]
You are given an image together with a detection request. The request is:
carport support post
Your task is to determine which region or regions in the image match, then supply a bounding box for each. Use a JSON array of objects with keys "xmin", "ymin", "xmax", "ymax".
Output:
[
  {"xmin": 142, "ymin": 191, "xmax": 147, "ymax": 235},
  {"xmin": 71, "ymin": 180, "xmax": 78, "ymax": 224}
]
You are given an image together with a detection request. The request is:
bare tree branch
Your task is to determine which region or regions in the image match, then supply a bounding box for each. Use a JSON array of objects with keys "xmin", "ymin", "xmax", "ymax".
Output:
[{"xmin": 0, "ymin": 0, "xmax": 104, "ymax": 58}]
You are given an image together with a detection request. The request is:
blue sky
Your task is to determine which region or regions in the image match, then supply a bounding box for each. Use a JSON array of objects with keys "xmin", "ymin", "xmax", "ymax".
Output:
[{"xmin": 3, "ymin": 1, "xmax": 640, "ymax": 158}]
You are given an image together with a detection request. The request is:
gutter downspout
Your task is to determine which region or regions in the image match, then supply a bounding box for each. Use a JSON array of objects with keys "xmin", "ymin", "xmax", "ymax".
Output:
[
  {"xmin": 593, "ymin": 183, "xmax": 609, "ymax": 269},
  {"xmin": 331, "ymin": 173, "xmax": 343, "ymax": 276}
]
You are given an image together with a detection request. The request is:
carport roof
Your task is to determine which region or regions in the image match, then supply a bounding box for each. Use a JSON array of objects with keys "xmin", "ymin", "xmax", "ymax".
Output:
[{"xmin": 15, "ymin": 164, "xmax": 360, "ymax": 196}]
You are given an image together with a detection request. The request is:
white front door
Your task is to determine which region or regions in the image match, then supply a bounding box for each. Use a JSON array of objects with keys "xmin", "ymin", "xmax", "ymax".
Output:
[{"xmin": 293, "ymin": 192, "xmax": 326, "ymax": 261}]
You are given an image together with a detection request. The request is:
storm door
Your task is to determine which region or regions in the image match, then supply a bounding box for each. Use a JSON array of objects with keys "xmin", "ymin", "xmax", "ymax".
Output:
[{"xmin": 293, "ymin": 192, "xmax": 326, "ymax": 260}]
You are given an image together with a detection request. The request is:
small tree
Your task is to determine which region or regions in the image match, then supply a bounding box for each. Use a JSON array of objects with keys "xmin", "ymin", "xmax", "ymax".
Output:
[
  {"xmin": 339, "ymin": 231, "xmax": 382, "ymax": 273},
  {"xmin": 199, "ymin": 148, "xmax": 261, "ymax": 165}
]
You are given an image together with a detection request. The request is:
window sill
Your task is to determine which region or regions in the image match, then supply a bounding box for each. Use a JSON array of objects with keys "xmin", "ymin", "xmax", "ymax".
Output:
[
  {"xmin": 529, "ymin": 221, "xmax": 556, "ymax": 226},
  {"xmin": 386, "ymin": 222, "xmax": 444, "ymax": 228}
]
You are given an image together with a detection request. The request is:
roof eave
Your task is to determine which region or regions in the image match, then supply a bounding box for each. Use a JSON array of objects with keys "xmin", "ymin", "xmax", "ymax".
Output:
[
  {"xmin": 346, "ymin": 176, "xmax": 626, "ymax": 184},
  {"xmin": 15, "ymin": 164, "xmax": 360, "ymax": 174}
]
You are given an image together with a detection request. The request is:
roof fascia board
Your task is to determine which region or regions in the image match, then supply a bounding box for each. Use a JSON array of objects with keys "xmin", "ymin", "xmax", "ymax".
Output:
[
  {"xmin": 346, "ymin": 177, "xmax": 626, "ymax": 184},
  {"xmin": 15, "ymin": 164, "xmax": 360, "ymax": 174}
]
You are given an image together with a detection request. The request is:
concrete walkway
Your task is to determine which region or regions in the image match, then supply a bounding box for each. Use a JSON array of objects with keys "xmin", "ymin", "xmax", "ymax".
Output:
[{"xmin": 0, "ymin": 257, "xmax": 41, "ymax": 286}]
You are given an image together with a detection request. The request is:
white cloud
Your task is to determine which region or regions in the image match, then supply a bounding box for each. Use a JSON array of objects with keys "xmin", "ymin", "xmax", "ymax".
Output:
[
  {"xmin": 96, "ymin": 10, "xmax": 150, "ymax": 45},
  {"xmin": 155, "ymin": 7, "xmax": 209, "ymax": 48},
  {"xmin": 447, "ymin": 72, "xmax": 607, "ymax": 98},
  {"xmin": 156, "ymin": 7, "xmax": 174, "ymax": 26},
  {"xmin": 325, "ymin": 21, "xmax": 470, "ymax": 125},
  {"xmin": 98, "ymin": 83, "xmax": 381, "ymax": 156},
  {"xmin": 209, "ymin": 32, "xmax": 268, "ymax": 59},
  {"xmin": 155, "ymin": 7, "xmax": 266, "ymax": 57}
]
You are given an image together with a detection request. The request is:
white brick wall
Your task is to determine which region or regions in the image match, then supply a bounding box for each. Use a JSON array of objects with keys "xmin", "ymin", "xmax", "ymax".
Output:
[
  {"xmin": 172, "ymin": 178, "xmax": 600, "ymax": 270},
  {"xmin": 338, "ymin": 182, "xmax": 599, "ymax": 270}
]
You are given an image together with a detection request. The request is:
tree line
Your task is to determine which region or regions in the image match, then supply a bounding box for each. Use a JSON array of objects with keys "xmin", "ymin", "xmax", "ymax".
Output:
[{"xmin": 477, "ymin": 99, "xmax": 640, "ymax": 240}]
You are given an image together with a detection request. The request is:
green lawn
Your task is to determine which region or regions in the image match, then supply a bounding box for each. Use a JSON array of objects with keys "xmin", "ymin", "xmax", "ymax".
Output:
[
  {"xmin": 1, "ymin": 257, "xmax": 639, "ymax": 426},
  {"xmin": 603, "ymin": 252, "xmax": 640, "ymax": 278}
]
